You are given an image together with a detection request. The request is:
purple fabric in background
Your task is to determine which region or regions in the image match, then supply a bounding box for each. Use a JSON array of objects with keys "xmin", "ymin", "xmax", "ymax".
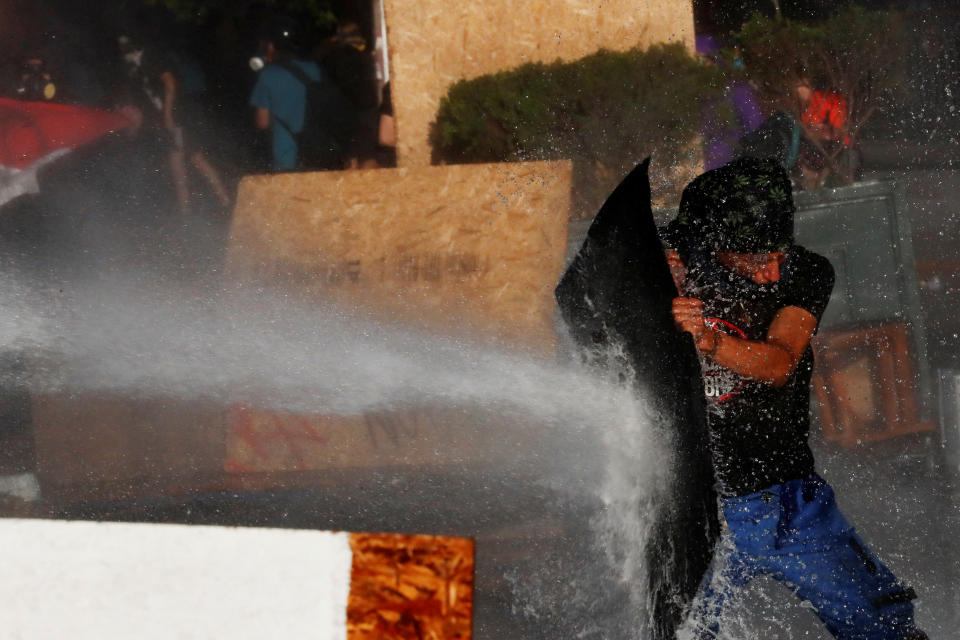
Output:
[
  {"xmin": 697, "ymin": 33, "xmax": 764, "ymax": 170},
  {"xmin": 731, "ymin": 83, "xmax": 764, "ymax": 133},
  {"xmin": 696, "ymin": 34, "xmax": 721, "ymax": 61}
]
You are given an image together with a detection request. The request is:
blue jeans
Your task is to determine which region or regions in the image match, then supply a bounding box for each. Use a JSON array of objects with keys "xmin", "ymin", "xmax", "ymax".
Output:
[{"xmin": 685, "ymin": 476, "xmax": 925, "ymax": 639}]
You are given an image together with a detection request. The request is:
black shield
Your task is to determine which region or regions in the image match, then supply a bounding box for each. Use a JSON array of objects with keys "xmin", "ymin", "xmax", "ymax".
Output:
[{"xmin": 555, "ymin": 159, "xmax": 719, "ymax": 640}]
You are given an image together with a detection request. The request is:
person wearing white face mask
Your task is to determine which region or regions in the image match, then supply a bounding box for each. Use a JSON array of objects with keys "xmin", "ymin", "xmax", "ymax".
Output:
[{"xmin": 116, "ymin": 33, "xmax": 230, "ymax": 215}]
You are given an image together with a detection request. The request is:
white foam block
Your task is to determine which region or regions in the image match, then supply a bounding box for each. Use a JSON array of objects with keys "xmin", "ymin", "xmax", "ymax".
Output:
[{"xmin": 0, "ymin": 519, "xmax": 353, "ymax": 639}]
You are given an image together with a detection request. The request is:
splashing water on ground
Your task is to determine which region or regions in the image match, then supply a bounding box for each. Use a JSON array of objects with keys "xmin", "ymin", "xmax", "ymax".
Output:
[{"xmin": 0, "ymin": 266, "xmax": 679, "ymax": 637}]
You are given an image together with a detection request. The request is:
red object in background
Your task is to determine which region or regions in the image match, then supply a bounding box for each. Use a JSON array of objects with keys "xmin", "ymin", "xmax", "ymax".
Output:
[
  {"xmin": 0, "ymin": 98, "xmax": 130, "ymax": 207},
  {"xmin": 0, "ymin": 97, "xmax": 130, "ymax": 170},
  {"xmin": 801, "ymin": 91, "xmax": 851, "ymax": 145}
]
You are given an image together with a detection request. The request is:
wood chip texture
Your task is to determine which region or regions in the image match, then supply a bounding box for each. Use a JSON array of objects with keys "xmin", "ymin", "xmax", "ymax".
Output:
[
  {"xmin": 348, "ymin": 533, "xmax": 474, "ymax": 640},
  {"xmin": 227, "ymin": 162, "xmax": 571, "ymax": 348},
  {"xmin": 223, "ymin": 162, "xmax": 569, "ymax": 474}
]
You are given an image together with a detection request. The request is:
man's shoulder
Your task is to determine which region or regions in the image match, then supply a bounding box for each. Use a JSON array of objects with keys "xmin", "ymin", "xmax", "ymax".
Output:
[
  {"xmin": 253, "ymin": 64, "xmax": 284, "ymax": 87},
  {"xmin": 788, "ymin": 246, "xmax": 834, "ymax": 280},
  {"xmin": 783, "ymin": 246, "xmax": 835, "ymax": 309},
  {"xmin": 294, "ymin": 59, "xmax": 322, "ymax": 75},
  {"xmin": 253, "ymin": 61, "xmax": 311, "ymax": 93}
]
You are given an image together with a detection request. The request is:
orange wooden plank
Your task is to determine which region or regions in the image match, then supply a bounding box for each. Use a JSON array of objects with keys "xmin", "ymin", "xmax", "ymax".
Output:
[{"xmin": 347, "ymin": 533, "xmax": 474, "ymax": 640}]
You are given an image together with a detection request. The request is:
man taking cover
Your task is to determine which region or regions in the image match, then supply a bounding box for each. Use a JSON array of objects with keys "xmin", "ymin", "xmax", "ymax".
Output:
[{"xmin": 665, "ymin": 157, "xmax": 927, "ymax": 640}]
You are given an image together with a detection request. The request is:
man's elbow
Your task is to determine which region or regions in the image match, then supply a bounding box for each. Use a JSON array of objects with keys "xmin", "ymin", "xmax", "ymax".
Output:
[
  {"xmin": 770, "ymin": 371, "xmax": 793, "ymax": 388},
  {"xmin": 254, "ymin": 109, "xmax": 270, "ymax": 130},
  {"xmin": 766, "ymin": 345, "xmax": 800, "ymax": 388}
]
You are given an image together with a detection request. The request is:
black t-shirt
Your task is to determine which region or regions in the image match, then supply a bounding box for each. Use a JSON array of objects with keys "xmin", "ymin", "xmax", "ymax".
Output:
[
  {"xmin": 683, "ymin": 246, "xmax": 834, "ymax": 496},
  {"xmin": 119, "ymin": 49, "xmax": 174, "ymax": 119}
]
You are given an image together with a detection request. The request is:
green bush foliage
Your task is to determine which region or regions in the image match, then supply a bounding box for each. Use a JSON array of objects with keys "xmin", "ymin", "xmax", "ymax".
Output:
[
  {"xmin": 431, "ymin": 43, "xmax": 726, "ymax": 215},
  {"xmin": 737, "ymin": 5, "xmax": 904, "ymax": 123}
]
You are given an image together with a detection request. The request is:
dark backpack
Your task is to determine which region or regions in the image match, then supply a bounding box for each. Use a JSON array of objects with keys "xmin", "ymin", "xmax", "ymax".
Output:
[
  {"xmin": 321, "ymin": 46, "xmax": 379, "ymax": 111},
  {"xmin": 274, "ymin": 60, "xmax": 356, "ymax": 170},
  {"xmin": 737, "ymin": 111, "xmax": 801, "ymax": 171}
]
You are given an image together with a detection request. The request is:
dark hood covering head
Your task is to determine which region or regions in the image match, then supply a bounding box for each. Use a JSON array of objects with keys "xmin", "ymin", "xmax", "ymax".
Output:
[{"xmin": 665, "ymin": 157, "xmax": 795, "ymax": 261}]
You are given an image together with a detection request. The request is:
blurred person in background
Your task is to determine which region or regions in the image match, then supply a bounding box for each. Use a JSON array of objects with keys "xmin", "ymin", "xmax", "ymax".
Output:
[
  {"xmin": 376, "ymin": 80, "xmax": 396, "ymax": 168},
  {"xmin": 696, "ymin": 34, "xmax": 764, "ymax": 171},
  {"xmin": 4, "ymin": 48, "xmax": 59, "ymax": 102},
  {"xmin": 10, "ymin": 21, "xmax": 109, "ymax": 108},
  {"xmin": 318, "ymin": 22, "xmax": 379, "ymax": 169},
  {"xmin": 249, "ymin": 17, "xmax": 338, "ymax": 171},
  {"xmin": 116, "ymin": 32, "xmax": 231, "ymax": 214},
  {"xmin": 737, "ymin": 78, "xmax": 851, "ymax": 190},
  {"xmin": 793, "ymin": 78, "xmax": 851, "ymax": 189}
]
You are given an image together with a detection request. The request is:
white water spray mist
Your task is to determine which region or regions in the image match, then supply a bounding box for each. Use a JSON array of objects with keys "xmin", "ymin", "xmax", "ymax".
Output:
[{"xmin": 1, "ymin": 266, "xmax": 674, "ymax": 636}]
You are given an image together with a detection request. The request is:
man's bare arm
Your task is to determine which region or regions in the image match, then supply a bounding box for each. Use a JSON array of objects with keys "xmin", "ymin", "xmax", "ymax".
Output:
[
  {"xmin": 254, "ymin": 107, "xmax": 270, "ymax": 130},
  {"xmin": 665, "ymin": 249, "xmax": 686, "ymax": 292},
  {"xmin": 160, "ymin": 71, "xmax": 178, "ymax": 132},
  {"xmin": 672, "ymin": 299, "xmax": 818, "ymax": 387}
]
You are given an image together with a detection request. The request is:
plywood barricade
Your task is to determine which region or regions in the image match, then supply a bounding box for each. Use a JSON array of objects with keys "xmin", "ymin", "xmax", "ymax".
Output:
[
  {"xmin": 32, "ymin": 395, "xmax": 225, "ymax": 503},
  {"xmin": 382, "ymin": 0, "xmax": 696, "ymax": 167},
  {"xmin": 224, "ymin": 161, "xmax": 572, "ymax": 474}
]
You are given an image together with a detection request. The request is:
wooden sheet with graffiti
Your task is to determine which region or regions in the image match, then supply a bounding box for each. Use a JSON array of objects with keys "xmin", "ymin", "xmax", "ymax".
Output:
[
  {"xmin": 224, "ymin": 162, "xmax": 570, "ymax": 474},
  {"xmin": 227, "ymin": 162, "xmax": 571, "ymax": 347},
  {"xmin": 225, "ymin": 404, "xmax": 538, "ymax": 474}
]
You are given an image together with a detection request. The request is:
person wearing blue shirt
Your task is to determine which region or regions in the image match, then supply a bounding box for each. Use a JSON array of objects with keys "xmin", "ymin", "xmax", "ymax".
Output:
[{"xmin": 249, "ymin": 23, "xmax": 322, "ymax": 172}]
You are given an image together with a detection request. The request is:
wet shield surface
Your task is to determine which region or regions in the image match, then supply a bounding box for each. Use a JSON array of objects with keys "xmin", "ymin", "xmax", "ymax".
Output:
[{"xmin": 555, "ymin": 159, "xmax": 719, "ymax": 639}]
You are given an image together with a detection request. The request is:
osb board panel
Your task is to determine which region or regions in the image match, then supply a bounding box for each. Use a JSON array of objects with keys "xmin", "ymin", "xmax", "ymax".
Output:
[
  {"xmin": 31, "ymin": 394, "xmax": 223, "ymax": 492},
  {"xmin": 348, "ymin": 533, "xmax": 474, "ymax": 640},
  {"xmin": 226, "ymin": 161, "xmax": 571, "ymax": 348},
  {"xmin": 224, "ymin": 404, "xmax": 539, "ymax": 474},
  {"xmin": 383, "ymin": 0, "xmax": 696, "ymax": 167}
]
